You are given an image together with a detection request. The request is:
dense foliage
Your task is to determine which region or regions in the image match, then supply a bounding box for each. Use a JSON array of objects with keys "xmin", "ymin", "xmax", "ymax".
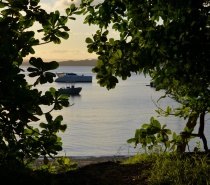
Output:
[
  {"xmin": 81, "ymin": 0, "xmax": 210, "ymax": 152},
  {"xmin": 0, "ymin": 0, "xmax": 79, "ymax": 164}
]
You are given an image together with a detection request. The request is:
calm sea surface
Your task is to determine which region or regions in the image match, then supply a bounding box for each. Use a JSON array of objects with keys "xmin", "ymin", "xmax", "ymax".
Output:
[{"xmin": 22, "ymin": 66, "xmax": 210, "ymax": 157}]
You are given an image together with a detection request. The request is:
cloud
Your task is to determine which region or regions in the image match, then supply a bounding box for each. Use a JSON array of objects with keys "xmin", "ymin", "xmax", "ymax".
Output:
[
  {"xmin": 92, "ymin": 0, "xmax": 104, "ymax": 5},
  {"xmin": 53, "ymin": 0, "xmax": 104, "ymax": 10},
  {"xmin": 40, "ymin": 0, "xmax": 105, "ymax": 12},
  {"xmin": 39, "ymin": 2, "xmax": 54, "ymax": 12},
  {"xmin": 39, "ymin": 0, "xmax": 79, "ymax": 12},
  {"xmin": 50, "ymin": 49, "xmax": 80, "ymax": 53},
  {"xmin": 53, "ymin": 0, "xmax": 81, "ymax": 9},
  {"xmin": 38, "ymin": 48, "xmax": 82, "ymax": 55}
]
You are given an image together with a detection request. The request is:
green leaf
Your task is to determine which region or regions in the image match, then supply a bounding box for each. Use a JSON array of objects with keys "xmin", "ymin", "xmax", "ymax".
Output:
[
  {"xmin": 88, "ymin": 48, "xmax": 93, "ymax": 53},
  {"xmin": 52, "ymin": 36, "xmax": 61, "ymax": 44},
  {"xmin": 24, "ymin": 129, "xmax": 33, "ymax": 134},
  {"xmin": 29, "ymin": 114, "xmax": 40, "ymax": 121},
  {"xmin": 30, "ymin": 0, "xmax": 39, "ymax": 6},
  {"xmin": 162, "ymin": 124, "xmax": 167, "ymax": 129},
  {"xmin": 69, "ymin": 17, "xmax": 76, "ymax": 20},
  {"xmin": 55, "ymin": 115, "xmax": 63, "ymax": 122},
  {"xmin": 27, "ymin": 67, "xmax": 38, "ymax": 72},
  {"xmin": 55, "ymin": 31, "xmax": 69, "ymax": 39},
  {"xmin": 109, "ymin": 38, "xmax": 115, "ymax": 45},
  {"xmin": 59, "ymin": 124, "xmax": 67, "ymax": 132},
  {"xmin": 100, "ymin": 36, "xmax": 107, "ymax": 42},
  {"xmin": 59, "ymin": 94, "xmax": 70, "ymax": 99},
  {"xmin": 0, "ymin": 2, "xmax": 6, "ymax": 8},
  {"xmin": 166, "ymin": 106, "xmax": 172, "ymax": 114},
  {"xmin": 127, "ymin": 138, "xmax": 136, "ymax": 144},
  {"xmin": 150, "ymin": 117, "xmax": 155, "ymax": 123},
  {"xmin": 151, "ymin": 119, "xmax": 161, "ymax": 129},
  {"xmin": 28, "ymin": 71, "xmax": 40, "ymax": 77},
  {"xmin": 29, "ymin": 57, "xmax": 43, "ymax": 68},
  {"xmin": 85, "ymin": 37, "xmax": 93, "ymax": 43},
  {"xmin": 70, "ymin": 4, "xmax": 76, "ymax": 10},
  {"xmin": 40, "ymin": 122, "xmax": 47, "ymax": 129},
  {"xmin": 49, "ymin": 87, "xmax": 56, "ymax": 95},
  {"xmin": 45, "ymin": 61, "xmax": 59, "ymax": 70},
  {"xmin": 134, "ymin": 129, "xmax": 140, "ymax": 138},
  {"xmin": 146, "ymin": 137, "xmax": 152, "ymax": 144},
  {"xmin": 51, "ymin": 11, "xmax": 60, "ymax": 25},
  {"xmin": 166, "ymin": 129, "xmax": 172, "ymax": 134},
  {"xmin": 172, "ymin": 132, "xmax": 177, "ymax": 140},
  {"xmin": 66, "ymin": 8, "xmax": 70, "ymax": 15},
  {"xmin": 58, "ymin": 16, "xmax": 68, "ymax": 25},
  {"xmin": 45, "ymin": 113, "xmax": 53, "ymax": 123},
  {"xmin": 141, "ymin": 123, "xmax": 150, "ymax": 129}
]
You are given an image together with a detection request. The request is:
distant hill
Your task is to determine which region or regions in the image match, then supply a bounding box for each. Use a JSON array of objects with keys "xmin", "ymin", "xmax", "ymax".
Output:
[
  {"xmin": 22, "ymin": 59, "xmax": 97, "ymax": 66},
  {"xmin": 58, "ymin": 59, "xmax": 97, "ymax": 66}
]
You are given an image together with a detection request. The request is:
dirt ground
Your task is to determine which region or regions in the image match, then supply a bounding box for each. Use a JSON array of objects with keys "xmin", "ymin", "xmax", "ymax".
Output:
[
  {"xmin": 32, "ymin": 156, "xmax": 151, "ymax": 185},
  {"xmin": 55, "ymin": 157, "xmax": 151, "ymax": 185},
  {"xmin": 0, "ymin": 156, "xmax": 151, "ymax": 185}
]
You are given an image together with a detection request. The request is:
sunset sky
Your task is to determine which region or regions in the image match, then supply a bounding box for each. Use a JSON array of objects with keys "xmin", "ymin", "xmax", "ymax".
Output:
[{"xmin": 26, "ymin": 0, "xmax": 117, "ymax": 62}]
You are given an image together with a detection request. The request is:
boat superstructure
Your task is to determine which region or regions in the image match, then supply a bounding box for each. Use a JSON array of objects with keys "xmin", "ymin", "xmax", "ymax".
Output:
[{"xmin": 55, "ymin": 72, "xmax": 92, "ymax": 83}]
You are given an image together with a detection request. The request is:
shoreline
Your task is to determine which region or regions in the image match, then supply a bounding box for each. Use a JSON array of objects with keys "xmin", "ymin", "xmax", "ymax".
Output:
[
  {"xmin": 71, "ymin": 155, "xmax": 129, "ymax": 168},
  {"xmin": 34, "ymin": 155, "xmax": 130, "ymax": 168}
]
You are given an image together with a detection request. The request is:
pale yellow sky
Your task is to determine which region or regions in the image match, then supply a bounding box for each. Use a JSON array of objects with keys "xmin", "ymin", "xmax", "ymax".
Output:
[{"xmin": 25, "ymin": 0, "xmax": 117, "ymax": 62}]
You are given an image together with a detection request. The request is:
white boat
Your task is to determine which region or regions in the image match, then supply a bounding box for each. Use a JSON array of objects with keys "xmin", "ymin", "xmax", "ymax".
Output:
[
  {"xmin": 55, "ymin": 72, "xmax": 92, "ymax": 83},
  {"xmin": 58, "ymin": 85, "xmax": 82, "ymax": 95}
]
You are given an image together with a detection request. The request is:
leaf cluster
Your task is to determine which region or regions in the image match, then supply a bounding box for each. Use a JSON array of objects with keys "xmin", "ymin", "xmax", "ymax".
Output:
[
  {"xmin": 0, "ymin": 0, "xmax": 78, "ymax": 165},
  {"xmin": 81, "ymin": 0, "xmax": 210, "ymax": 151},
  {"xmin": 82, "ymin": 0, "xmax": 210, "ymax": 90},
  {"xmin": 34, "ymin": 156, "xmax": 77, "ymax": 174},
  {"xmin": 127, "ymin": 117, "xmax": 182, "ymax": 152}
]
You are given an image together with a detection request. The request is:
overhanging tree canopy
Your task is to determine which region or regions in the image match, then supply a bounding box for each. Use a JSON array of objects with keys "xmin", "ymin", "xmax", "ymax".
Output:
[
  {"xmin": 0, "ymin": 0, "xmax": 79, "ymax": 164},
  {"xmin": 81, "ymin": 0, "xmax": 210, "ymax": 151}
]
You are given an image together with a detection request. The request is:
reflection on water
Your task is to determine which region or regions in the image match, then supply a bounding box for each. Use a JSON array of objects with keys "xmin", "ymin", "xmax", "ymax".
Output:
[{"xmin": 22, "ymin": 66, "xmax": 210, "ymax": 157}]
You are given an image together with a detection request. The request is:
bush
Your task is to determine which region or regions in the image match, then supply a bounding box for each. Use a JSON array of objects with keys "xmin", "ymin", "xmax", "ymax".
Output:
[{"xmin": 148, "ymin": 153, "xmax": 210, "ymax": 185}]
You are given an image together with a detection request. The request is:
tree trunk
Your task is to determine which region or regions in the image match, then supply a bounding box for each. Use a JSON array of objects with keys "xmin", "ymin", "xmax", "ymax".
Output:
[
  {"xmin": 176, "ymin": 114, "xmax": 198, "ymax": 152},
  {"xmin": 198, "ymin": 112, "xmax": 208, "ymax": 151}
]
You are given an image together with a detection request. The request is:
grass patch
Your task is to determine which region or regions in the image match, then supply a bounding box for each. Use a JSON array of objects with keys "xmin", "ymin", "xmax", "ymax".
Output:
[
  {"xmin": 123, "ymin": 152, "xmax": 160, "ymax": 165},
  {"xmin": 124, "ymin": 152, "xmax": 210, "ymax": 185}
]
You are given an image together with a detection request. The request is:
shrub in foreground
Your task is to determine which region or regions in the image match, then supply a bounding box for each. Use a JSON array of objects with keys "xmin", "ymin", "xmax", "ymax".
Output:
[{"xmin": 126, "ymin": 152, "xmax": 210, "ymax": 185}]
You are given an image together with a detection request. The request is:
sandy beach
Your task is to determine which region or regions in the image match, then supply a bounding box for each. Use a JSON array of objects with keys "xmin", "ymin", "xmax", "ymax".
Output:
[{"xmin": 33, "ymin": 155, "xmax": 129, "ymax": 169}]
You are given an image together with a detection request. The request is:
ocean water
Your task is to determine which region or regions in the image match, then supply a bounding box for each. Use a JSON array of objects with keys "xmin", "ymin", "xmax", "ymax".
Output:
[{"xmin": 22, "ymin": 66, "xmax": 210, "ymax": 157}]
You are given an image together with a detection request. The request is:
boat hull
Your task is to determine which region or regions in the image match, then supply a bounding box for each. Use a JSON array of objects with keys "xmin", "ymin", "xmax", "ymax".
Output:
[{"xmin": 58, "ymin": 87, "xmax": 82, "ymax": 95}]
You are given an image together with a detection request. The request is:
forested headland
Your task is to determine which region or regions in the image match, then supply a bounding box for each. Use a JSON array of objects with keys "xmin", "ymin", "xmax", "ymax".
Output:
[{"xmin": 22, "ymin": 59, "xmax": 97, "ymax": 66}]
